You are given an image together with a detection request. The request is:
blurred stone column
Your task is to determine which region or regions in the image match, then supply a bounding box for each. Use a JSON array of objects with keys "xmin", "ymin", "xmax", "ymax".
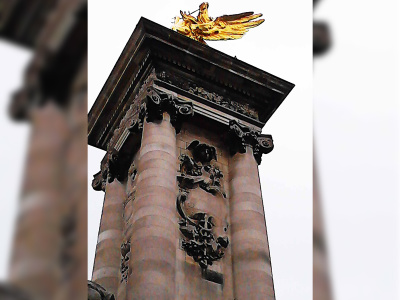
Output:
[
  {"xmin": 91, "ymin": 164, "xmax": 126, "ymax": 296},
  {"xmin": 227, "ymin": 120, "xmax": 275, "ymax": 300},
  {"xmin": 8, "ymin": 103, "xmax": 69, "ymax": 299},
  {"xmin": 127, "ymin": 88, "xmax": 193, "ymax": 300}
]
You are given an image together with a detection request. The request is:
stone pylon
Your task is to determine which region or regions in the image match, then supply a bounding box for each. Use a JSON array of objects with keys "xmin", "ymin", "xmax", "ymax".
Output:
[{"xmin": 89, "ymin": 18, "xmax": 294, "ymax": 300}]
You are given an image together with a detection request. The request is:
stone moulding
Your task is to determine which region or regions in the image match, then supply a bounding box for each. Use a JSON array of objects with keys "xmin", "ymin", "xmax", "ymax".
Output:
[
  {"xmin": 156, "ymin": 69, "xmax": 260, "ymax": 121},
  {"xmin": 88, "ymin": 18, "xmax": 295, "ymax": 152},
  {"xmin": 228, "ymin": 119, "xmax": 274, "ymax": 164}
]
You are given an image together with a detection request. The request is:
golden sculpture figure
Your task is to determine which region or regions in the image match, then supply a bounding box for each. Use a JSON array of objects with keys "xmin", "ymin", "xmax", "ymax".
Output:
[{"xmin": 172, "ymin": 2, "xmax": 265, "ymax": 44}]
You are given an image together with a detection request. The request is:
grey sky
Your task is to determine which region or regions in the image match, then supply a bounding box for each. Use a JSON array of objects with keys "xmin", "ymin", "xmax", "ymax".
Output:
[{"xmin": 0, "ymin": 41, "xmax": 31, "ymax": 279}]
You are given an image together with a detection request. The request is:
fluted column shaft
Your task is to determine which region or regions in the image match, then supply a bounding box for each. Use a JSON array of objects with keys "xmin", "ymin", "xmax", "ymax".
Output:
[
  {"xmin": 127, "ymin": 113, "xmax": 178, "ymax": 300},
  {"xmin": 229, "ymin": 146, "xmax": 275, "ymax": 300},
  {"xmin": 92, "ymin": 179, "xmax": 125, "ymax": 296}
]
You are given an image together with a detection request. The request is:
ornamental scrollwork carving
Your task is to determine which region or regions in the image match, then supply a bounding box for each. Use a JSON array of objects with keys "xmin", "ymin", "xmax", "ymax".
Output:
[
  {"xmin": 228, "ymin": 120, "xmax": 273, "ymax": 164},
  {"xmin": 177, "ymin": 140, "xmax": 226, "ymax": 198},
  {"xmin": 179, "ymin": 154, "xmax": 203, "ymax": 176},
  {"xmin": 92, "ymin": 170, "xmax": 106, "ymax": 192},
  {"xmin": 177, "ymin": 189, "xmax": 229, "ymax": 270},
  {"xmin": 189, "ymin": 84, "xmax": 259, "ymax": 120},
  {"xmin": 187, "ymin": 140, "xmax": 217, "ymax": 164},
  {"xmin": 120, "ymin": 241, "xmax": 131, "ymax": 283},
  {"xmin": 91, "ymin": 150, "xmax": 132, "ymax": 191},
  {"xmin": 253, "ymin": 135, "xmax": 274, "ymax": 165},
  {"xmin": 91, "ymin": 154, "xmax": 109, "ymax": 192},
  {"xmin": 155, "ymin": 69, "xmax": 259, "ymax": 120},
  {"xmin": 143, "ymin": 87, "xmax": 194, "ymax": 133},
  {"xmin": 176, "ymin": 140, "xmax": 229, "ymax": 269}
]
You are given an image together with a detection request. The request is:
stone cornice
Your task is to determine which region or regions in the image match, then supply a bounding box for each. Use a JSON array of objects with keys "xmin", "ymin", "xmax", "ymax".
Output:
[{"xmin": 88, "ymin": 18, "xmax": 294, "ymax": 151}]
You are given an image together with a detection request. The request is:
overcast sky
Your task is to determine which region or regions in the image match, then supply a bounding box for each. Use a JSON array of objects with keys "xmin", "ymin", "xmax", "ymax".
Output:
[
  {"xmin": 88, "ymin": 1, "xmax": 312, "ymax": 300},
  {"xmin": 0, "ymin": 41, "xmax": 31, "ymax": 280},
  {"xmin": 314, "ymin": 0, "xmax": 399, "ymax": 299}
]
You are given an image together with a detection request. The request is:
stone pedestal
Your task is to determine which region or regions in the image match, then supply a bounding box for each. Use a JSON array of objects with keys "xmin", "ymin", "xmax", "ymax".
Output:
[{"xmin": 89, "ymin": 18, "xmax": 294, "ymax": 300}]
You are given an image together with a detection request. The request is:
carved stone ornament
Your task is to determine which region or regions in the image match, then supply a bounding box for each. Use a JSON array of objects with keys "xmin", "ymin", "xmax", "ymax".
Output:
[
  {"xmin": 179, "ymin": 154, "xmax": 203, "ymax": 176},
  {"xmin": 91, "ymin": 154, "xmax": 109, "ymax": 191},
  {"xmin": 124, "ymin": 189, "xmax": 136, "ymax": 209},
  {"xmin": 189, "ymin": 83, "xmax": 259, "ymax": 120},
  {"xmin": 155, "ymin": 69, "xmax": 259, "ymax": 120},
  {"xmin": 92, "ymin": 170, "xmax": 106, "ymax": 192},
  {"xmin": 187, "ymin": 140, "xmax": 217, "ymax": 164},
  {"xmin": 88, "ymin": 280, "xmax": 115, "ymax": 300},
  {"xmin": 176, "ymin": 140, "xmax": 229, "ymax": 269},
  {"xmin": 91, "ymin": 150, "xmax": 132, "ymax": 191},
  {"xmin": 120, "ymin": 241, "xmax": 131, "ymax": 283},
  {"xmin": 228, "ymin": 120, "xmax": 273, "ymax": 164},
  {"xmin": 177, "ymin": 189, "xmax": 229, "ymax": 270},
  {"xmin": 128, "ymin": 162, "xmax": 137, "ymax": 181},
  {"xmin": 178, "ymin": 140, "xmax": 225, "ymax": 197},
  {"xmin": 144, "ymin": 87, "xmax": 194, "ymax": 133}
]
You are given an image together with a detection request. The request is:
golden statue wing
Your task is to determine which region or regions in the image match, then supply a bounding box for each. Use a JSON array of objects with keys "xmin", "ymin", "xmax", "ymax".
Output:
[
  {"xmin": 202, "ymin": 12, "xmax": 265, "ymax": 41},
  {"xmin": 180, "ymin": 10, "xmax": 198, "ymax": 24}
]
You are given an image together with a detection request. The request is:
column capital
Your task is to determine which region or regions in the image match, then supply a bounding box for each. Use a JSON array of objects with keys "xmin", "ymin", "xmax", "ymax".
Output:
[
  {"xmin": 144, "ymin": 87, "xmax": 194, "ymax": 132},
  {"xmin": 228, "ymin": 120, "xmax": 274, "ymax": 164},
  {"xmin": 91, "ymin": 150, "xmax": 131, "ymax": 191}
]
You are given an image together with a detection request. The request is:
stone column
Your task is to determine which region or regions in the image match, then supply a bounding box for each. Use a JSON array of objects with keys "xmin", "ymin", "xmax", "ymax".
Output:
[
  {"xmin": 228, "ymin": 120, "xmax": 275, "ymax": 300},
  {"xmin": 127, "ymin": 87, "xmax": 193, "ymax": 300},
  {"xmin": 92, "ymin": 175, "xmax": 125, "ymax": 296},
  {"xmin": 9, "ymin": 103, "xmax": 69, "ymax": 299}
]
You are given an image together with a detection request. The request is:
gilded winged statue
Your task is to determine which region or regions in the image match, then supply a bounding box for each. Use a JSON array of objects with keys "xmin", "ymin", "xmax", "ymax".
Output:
[{"xmin": 172, "ymin": 2, "xmax": 264, "ymax": 44}]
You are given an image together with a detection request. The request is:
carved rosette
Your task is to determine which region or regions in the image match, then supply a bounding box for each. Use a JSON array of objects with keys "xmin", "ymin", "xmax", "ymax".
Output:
[
  {"xmin": 143, "ymin": 87, "xmax": 193, "ymax": 132},
  {"xmin": 228, "ymin": 120, "xmax": 273, "ymax": 164}
]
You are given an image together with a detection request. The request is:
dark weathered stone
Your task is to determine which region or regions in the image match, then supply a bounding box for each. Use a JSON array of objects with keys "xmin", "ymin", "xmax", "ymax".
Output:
[
  {"xmin": 228, "ymin": 120, "xmax": 273, "ymax": 164},
  {"xmin": 177, "ymin": 191, "xmax": 229, "ymax": 270},
  {"xmin": 120, "ymin": 241, "xmax": 130, "ymax": 283},
  {"xmin": 187, "ymin": 140, "xmax": 217, "ymax": 164},
  {"xmin": 144, "ymin": 87, "xmax": 194, "ymax": 133},
  {"xmin": 88, "ymin": 281, "xmax": 115, "ymax": 300}
]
